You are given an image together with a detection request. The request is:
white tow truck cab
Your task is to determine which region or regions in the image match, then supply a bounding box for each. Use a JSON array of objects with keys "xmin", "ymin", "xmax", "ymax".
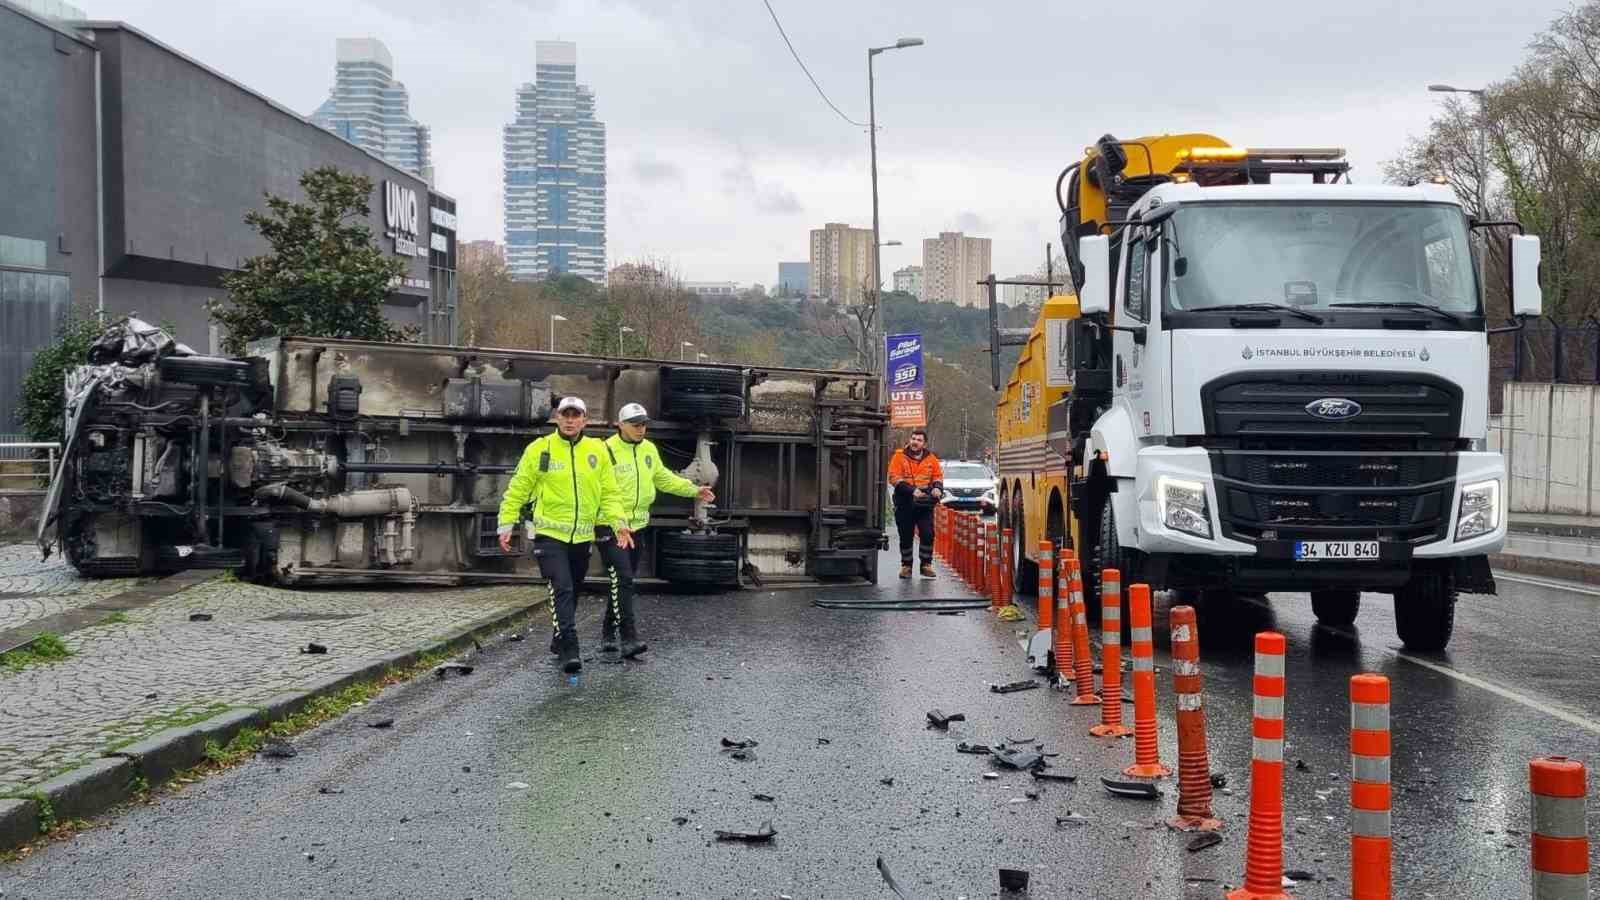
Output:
[{"xmin": 1060, "ymin": 135, "xmax": 1541, "ymax": 650}]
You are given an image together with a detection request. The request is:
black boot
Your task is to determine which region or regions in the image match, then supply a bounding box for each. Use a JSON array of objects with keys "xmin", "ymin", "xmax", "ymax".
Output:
[
  {"xmin": 619, "ymin": 621, "xmax": 648, "ymax": 659},
  {"xmin": 601, "ymin": 619, "xmax": 618, "ymax": 652},
  {"xmin": 557, "ymin": 631, "xmax": 582, "ymax": 673},
  {"xmin": 548, "ymin": 630, "xmax": 559, "ymax": 655}
]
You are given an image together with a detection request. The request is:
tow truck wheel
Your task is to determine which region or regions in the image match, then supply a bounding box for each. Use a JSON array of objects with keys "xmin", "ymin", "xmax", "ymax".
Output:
[
  {"xmin": 1310, "ymin": 590, "xmax": 1360, "ymax": 627},
  {"xmin": 1393, "ymin": 573, "xmax": 1456, "ymax": 651}
]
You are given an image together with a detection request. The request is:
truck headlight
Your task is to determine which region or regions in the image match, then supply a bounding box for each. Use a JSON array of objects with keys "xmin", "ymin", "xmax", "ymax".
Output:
[
  {"xmin": 1455, "ymin": 479, "xmax": 1500, "ymax": 540},
  {"xmin": 1158, "ymin": 476, "xmax": 1212, "ymax": 539}
]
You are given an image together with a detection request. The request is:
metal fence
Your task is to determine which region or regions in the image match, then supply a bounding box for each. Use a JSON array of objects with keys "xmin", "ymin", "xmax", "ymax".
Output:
[
  {"xmin": 0, "ymin": 438, "xmax": 59, "ymax": 493},
  {"xmin": 1489, "ymin": 321, "xmax": 1600, "ymax": 414}
]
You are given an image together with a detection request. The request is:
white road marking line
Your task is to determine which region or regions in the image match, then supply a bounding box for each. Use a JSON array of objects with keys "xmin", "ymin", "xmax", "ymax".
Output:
[
  {"xmin": 1395, "ymin": 652, "xmax": 1600, "ymax": 737},
  {"xmin": 1494, "ymin": 572, "xmax": 1600, "ymax": 598}
]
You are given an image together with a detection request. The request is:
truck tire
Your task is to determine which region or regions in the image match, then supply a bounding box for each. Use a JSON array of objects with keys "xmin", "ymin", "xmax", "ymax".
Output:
[
  {"xmin": 659, "ymin": 557, "xmax": 739, "ymax": 587},
  {"xmin": 1089, "ymin": 494, "xmax": 1136, "ymax": 639},
  {"xmin": 1012, "ymin": 493, "xmax": 1036, "ymax": 596},
  {"xmin": 832, "ymin": 527, "xmax": 882, "ymax": 550},
  {"xmin": 158, "ymin": 355, "xmax": 254, "ymax": 388},
  {"xmin": 1393, "ymin": 573, "xmax": 1456, "ymax": 651},
  {"xmin": 662, "ymin": 392, "xmax": 745, "ymax": 420},
  {"xmin": 665, "ymin": 367, "xmax": 745, "ymax": 395},
  {"xmin": 658, "ymin": 530, "xmax": 739, "ymax": 561},
  {"xmin": 1310, "ymin": 590, "xmax": 1360, "ymax": 627}
]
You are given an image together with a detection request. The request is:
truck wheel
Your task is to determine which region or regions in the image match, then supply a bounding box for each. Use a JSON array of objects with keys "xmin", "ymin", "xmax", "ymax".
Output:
[
  {"xmin": 1310, "ymin": 590, "xmax": 1360, "ymax": 627},
  {"xmin": 1393, "ymin": 573, "xmax": 1456, "ymax": 651},
  {"xmin": 659, "ymin": 557, "xmax": 739, "ymax": 587},
  {"xmin": 662, "ymin": 392, "xmax": 745, "ymax": 420},
  {"xmin": 658, "ymin": 531, "xmax": 739, "ymax": 561},
  {"xmin": 665, "ymin": 367, "xmax": 745, "ymax": 395},
  {"xmin": 1089, "ymin": 494, "xmax": 1137, "ymax": 638}
]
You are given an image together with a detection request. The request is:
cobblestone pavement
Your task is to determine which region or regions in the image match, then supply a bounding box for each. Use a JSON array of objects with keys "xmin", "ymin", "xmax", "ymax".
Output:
[
  {"xmin": 0, "ymin": 544, "xmax": 537, "ymax": 796},
  {"xmin": 0, "ymin": 544, "xmax": 142, "ymax": 634}
]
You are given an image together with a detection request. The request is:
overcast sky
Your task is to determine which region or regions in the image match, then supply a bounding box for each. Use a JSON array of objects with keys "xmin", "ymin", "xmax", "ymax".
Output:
[{"xmin": 94, "ymin": 0, "xmax": 1569, "ymax": 286}]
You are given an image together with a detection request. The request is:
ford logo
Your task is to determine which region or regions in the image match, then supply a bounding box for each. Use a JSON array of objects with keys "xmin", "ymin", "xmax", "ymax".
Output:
[{"xmin": 1306, "ymin": 398, "xmax": 1362, "ymax": 420}]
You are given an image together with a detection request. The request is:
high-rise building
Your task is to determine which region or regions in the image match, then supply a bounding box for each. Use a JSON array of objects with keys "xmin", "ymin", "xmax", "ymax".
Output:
[
  {"xmin": 999, "ymin": 273, "xmax": 1046, "ymax": 307},
  {"xmin": 503, "ymin": 41, "xmax": 607, "ymax": 282},
  {"xmin": 311, "ymin": 38, "xmax": 433, "ymax": 184},
  {"xmin": 459, "ymin": 240, "xmax": 505, "ymax": 268},
  {"xmin": 808, "ymin": 223, "xmax": 875, "ymax": 305},
  {"xmin": 921, "ymin": 232, "xmax": 992, "ymax": 307},
  {"xmin": 776, "ymin": 261, "xmax": 810, "ymax": 298},
  {"xmin": 892, "ymin": 265, "xmax": 924, "ymax": 300}
]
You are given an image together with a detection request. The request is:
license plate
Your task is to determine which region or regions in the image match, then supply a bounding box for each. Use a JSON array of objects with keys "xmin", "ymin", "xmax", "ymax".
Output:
[{"xmin": 1294, "ymin": 540, "xmax": 1380, "ymax": 562}]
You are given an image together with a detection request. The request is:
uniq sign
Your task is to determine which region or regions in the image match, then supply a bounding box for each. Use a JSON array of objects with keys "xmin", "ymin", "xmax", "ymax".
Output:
[
  {"xmin": 384, "ymin": 181, "xmax": 422, "ymax": 258},
  {"xmin": 885, "ymin": 332, "xmax": 924, "ymax": 389}
]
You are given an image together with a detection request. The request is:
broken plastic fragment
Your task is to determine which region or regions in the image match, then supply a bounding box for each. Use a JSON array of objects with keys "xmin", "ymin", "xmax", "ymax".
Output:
[
  {"xmin": 1101, "ymin": 777, "xmax": 1161, "ymax": 800},
  {"xmin": 990, "ymin": 680, "xmax": 1041, "ymax": 694},
  {"xmin": 713, "ymin": 820, "xmax": 777, "ymax": 843},
  {"xmin": 300, "ymin": 643, "xmax": 328, "ymax": 655},
  {"xmin": 672, "ymin": 816, "xmax": 689, "ymax": 826},
  {"xmin": 752, "ymin": 793, "xmax": 775, "ymax": 802},
  {"xmin": 189, "ymin": 613, "xmax": 213, "ymax": 622},
  {"xmin": 926, "ymin": 709, "xmax": 967, "ymax": 729},
  {"xmin": 1032, "ymin": 771, "xmax": 1076, "ymax": 783},
  {"xmin": 991, "ymin": 750, "xmax": 1045, "ymax": 771},
  {"xmin": 261, "ymin": 738, "xmax": 297, "ymax": 759},
  {"xmin": 506, "ymin": 781, "xmax": 530, "ymax": 790},
  {"xmin": 1209, "ymin": 771, "xmax": 1228, "ymax": 789},
  {"xmin": 998, "ymin": 868, "xmax": 1030, "ymax": 891},
  {"xmin": 1055, "ymin": 813, "xmax": 1089, "ymax": 827},
  {"xmin": 434, "ymin": 662, "xmax": 475, "ymax": 679},
  {"xmin": 1187, "ymin": 832, "xmax": 1223, "ymax": 853},
  {"xmin": 875, "ymin": 856, "xmax": 915, "ymax": 899},
  {"xmin": 720, "ymin": 737, "xmax": 759, "ymax": 749},
  {"xmin": 956, "ymin": 742, "xmax": 993, "ymax": 755},
  {"xmin": 369, "ymin": 718, "xmax": 395, "ymax": 729}
]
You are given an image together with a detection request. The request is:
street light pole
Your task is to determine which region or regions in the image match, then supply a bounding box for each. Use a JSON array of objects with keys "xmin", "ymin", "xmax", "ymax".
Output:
[
  {"xmin": 1428, "ymin": 83, "xmax": 1488, "ymax": 218},
  {"xmin": 867, "ymin": 37, "xmax": 923, "ymax": 376},
  {"xmin": 550, "ymin": 314, "xmax": 568, "ymax": 353},
  {"xmin": 680, "ymin": 341, "xmax": 693, "ymax": 362},
  {"xmin": 619, "ymin": 325, "xmax": 634, "ymax": 357}
]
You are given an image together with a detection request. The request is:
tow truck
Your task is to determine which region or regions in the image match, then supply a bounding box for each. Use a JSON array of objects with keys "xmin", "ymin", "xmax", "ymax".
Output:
[{"xmin": 992, "ymin": 133, "xmax": 1541, "ymax": 650}]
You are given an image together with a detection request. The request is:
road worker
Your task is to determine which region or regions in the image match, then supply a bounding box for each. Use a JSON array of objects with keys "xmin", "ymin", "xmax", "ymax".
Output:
[{"xmin": 887, "ymin": 428, "xmax": 944, "ymax": 578}]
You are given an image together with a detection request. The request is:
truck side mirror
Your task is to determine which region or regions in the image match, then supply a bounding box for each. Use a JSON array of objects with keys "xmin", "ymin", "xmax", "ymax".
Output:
[
  {"xmin": 1510, "ymin": 234, "xmax": 1542, "ymax": 318},
  {"xmin": 1077, "ymin": 235, "xmax": 1110, "ymax": 316}
]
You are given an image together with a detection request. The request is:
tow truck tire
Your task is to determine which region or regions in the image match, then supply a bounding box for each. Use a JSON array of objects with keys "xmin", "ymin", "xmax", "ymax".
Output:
[
  {"xmin": 1310, "ymin": 590, "xmax": 1360, "ymax": 627},
  {"xmin": 1393, "ymin": 573, "xmax": 1456, "ymax": 651},
  {"xmin": 665, "ymin": 367, "xmax": 745, "ymax": 395},
  {"xmin": 158, "ymin": 355, "xmax": 254, "ymax": 388}
]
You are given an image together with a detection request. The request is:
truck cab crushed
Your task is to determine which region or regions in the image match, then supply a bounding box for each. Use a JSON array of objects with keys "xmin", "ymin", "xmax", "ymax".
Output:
[{"xmin": 38, "ymin": 324, "xmax": 889, "ymax": 588}]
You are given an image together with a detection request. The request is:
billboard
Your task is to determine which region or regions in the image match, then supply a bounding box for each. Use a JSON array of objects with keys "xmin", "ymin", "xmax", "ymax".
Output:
[
  {"xmin": 886, "ymin": 332, "xmax": 924, "ymax": 389},
  {"xmin": 889, "ymin": 389, "xmax": 926, "ymax": 428}
]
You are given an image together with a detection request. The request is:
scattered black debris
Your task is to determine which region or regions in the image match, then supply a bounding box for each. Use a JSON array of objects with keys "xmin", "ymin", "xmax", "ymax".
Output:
[
  {"xmin": 925, "ymin": 709, "xmax": 966, "ymax": 729},
  {"xmin": 1055, "ymin": 813, "xmax": 1089, "ymax": 827},
  {"xmin": 720, "ymin": 737, "xmax": 759, "ymax": 749},
  {"xmin": 303, "ymin": 853, "xmax": 315, "ymax": 862},
  {"xmin": 300, "ymin": 643, "xmax": 328, "ymax": 655},
  {"xmin": 672, "ymin": 816, "xmax": 689, "ymax": 826},
  {"xmin": 507, "ymin": 631, "xmax": 526, "ymax": 642},
  {"xmin": 991, "ymin": 750, "xmax": 1045, "ymax": 771},
  {"xmin": 1284, "ymin": 869, "xmax": 1316, "ymax": 882},
  {"xmin": 983, "ymin": 772, "xmax": 1000, "ymax": 780},
  {"xmin": 876, "ymin": 856, "xmax": 916, "ymax": 899},
  {"xmin": 1458, "ymin": 795, "xmax": 1477, "ymax": 803},
  {"xmin": 462, "ymin": 765, "xmax": 472, "ymax": 773},
  {"xmin": 1032, "ymin": 771, "xmax": 1076, "ymax": 783},
  {"xmin": 1006, "ymin": 736, "xmax": 1037, "ymax": 744},
  {"xmin": 261, "ymin": 739, "xmax": 297, "ymax": 759},
  {"xmin": 1210, "ymin": 771, "xmax": 1228, "ymax": 789},
  {"xmin": 990, "ymin": 680, "xmax": 1041, "ymax": 694},
  {"xmin": 878, "ymin": 777, "xmax": 895, "ymax": 787},
  {"xmin": 1187, "ymin": 833, "xmax": 1223, "ymax": 853},
  {"xmin": 188, "ymin": 613, "xmax": 213, "ymax": 622},
  {"xmin": 935, "ymin": 611, "xmax": 965, "ymax": 616},
  {"xmin": 752, "ymin": 793, "xmax": 775, "ymax": 802},
  {"xmin": 713, "ymin": 820, "xmax": 776, "ymax": 843},
  {"xmin": 1101, "ymin": 777, "xmax": 1161, "ymax": 800},
  {"xmin": 1294, "ymin": 759, "xmax": 1310, "ymax": 772},
  {"xmin": 399, "ymin": 816, "xmax": 410, "ymax": 824},
  {"xmin": 144, "ymin": 692, "xmax": 159, "ymax": 700},
  {"xmin": 816, "ymin": 737, "xmax": 831, "ymax": 746},
  {"xmin": 433, "ymin": 662, "xmax": 475, "ymax": 679},
  {"xmin": 317, "ymin": 787, "xmax": 344, "ymax": 795},
  {"xmin": 1504, "ymin": 828, "xmax": 1523, "ymax": 836},
  {"xmin": 368, "ymin": 718, "xmax": 395, "ymax": 730},
  {"xmin": 956, "ymin": 742, "xmax": 993, "ymax": 755},
  {"xmin": 728, "ymin": 749, "xmax": 757, "ymax": 762},
  {"xmin": 998, "ymin": 867, "xmax": 1030, "ymax": 892},
  {"xmin": 1024, "ymin": 790, "xmax": 1041, "ymax": 801}
]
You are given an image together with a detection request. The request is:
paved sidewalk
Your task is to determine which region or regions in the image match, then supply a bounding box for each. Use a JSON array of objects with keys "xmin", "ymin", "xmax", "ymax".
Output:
[
  {"xmin": 1508, "ymin": 511, "xmax": 1600, "ymax": 538},
  {"xmin": 0, "ymin": 544, "xmax": 536, "ymax": 796}
]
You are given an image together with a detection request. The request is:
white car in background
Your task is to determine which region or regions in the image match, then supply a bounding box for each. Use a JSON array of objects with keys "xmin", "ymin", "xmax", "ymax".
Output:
[{"xmin": 939, "ymin": 461, "xmax": 996, "ymax": 512}]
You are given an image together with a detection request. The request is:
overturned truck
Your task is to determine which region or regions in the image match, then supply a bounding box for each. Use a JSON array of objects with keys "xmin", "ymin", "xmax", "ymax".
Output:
[{"xmin": 39, "ymin": 322, "xmax": 889, "ymax": 587}]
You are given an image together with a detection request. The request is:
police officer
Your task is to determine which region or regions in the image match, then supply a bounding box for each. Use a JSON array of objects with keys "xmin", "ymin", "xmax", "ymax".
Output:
[
  {"xmin": 598, "ymin": 402, "xmax": 715, "ymax": 656},
  {"xmin": 498, "ymin": 396, "xmax": 631, "ymax": 674}
]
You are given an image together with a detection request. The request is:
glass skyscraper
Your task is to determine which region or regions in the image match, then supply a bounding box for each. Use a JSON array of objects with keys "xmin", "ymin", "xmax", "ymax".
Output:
[
  {"xmin": 311, "ymin": 38, "xmax": 433, "ymax": 184},
  {"xmin": 503, "ymin": 41, "xmax": 606, "ymax": 281}
]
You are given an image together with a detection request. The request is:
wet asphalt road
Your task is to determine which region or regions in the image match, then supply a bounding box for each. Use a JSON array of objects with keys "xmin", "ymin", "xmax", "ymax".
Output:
[{"xmin": 2, "ymin": 555, "xmax": 1597, "ymax": 899}]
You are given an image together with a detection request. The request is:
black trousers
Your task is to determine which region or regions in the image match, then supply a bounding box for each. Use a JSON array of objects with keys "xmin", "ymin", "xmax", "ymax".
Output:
[
  {"xmin": 533, "ymin": 536, "xmax": 592, "ymax": 641},
  {"xmin": 894, "ymin": 503, "xmax": 935, "ymax": 565},
  {"xmin": 596, "ymin": 526, "xmax": 641, "ymax": 634}
]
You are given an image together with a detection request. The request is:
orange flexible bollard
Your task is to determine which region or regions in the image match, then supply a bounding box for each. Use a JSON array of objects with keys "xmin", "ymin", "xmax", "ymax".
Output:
[
  {"xmin": 1036, "ymin": 540, "xmax": 1055, "ymax": 631},
  {"xmin": 1228, "ymin": 632, "xmax": 1289, "ymax": 900},
  {"xmin": 990, "ymin": 523, "xmax": 1002, "ymax": 603},
  {"xmin": 998, "ymin": 527, "xmax": 1013, "ymax": 607},
  {"xmin": 956, "ymin": 514, "xmax": 967, "ymax": 581},
  {"xmin": 1168, "ymin": 604, "xmax": 1217, "ymax": 827},
  {"xmin": 984, "ymin": 522, "xmax": 997, "ymax": 602},
  {"xmin": 977, "ymin": 520, "xmax": 989, "ymax": 595},
  {"xmin": 1350, "ymin": 674, "xmax": 1392, "ymax": 899},
  {"xmin": 1053, "ymin": 550, "xmax": 1075, "ymax": 683},
  {"xmin": 1530, "ymin": 756, "xmax": 1588, "ymax": 899},
  {"xmin": 1090, "ymin": 569, "xmax": 1132, "ymax": 737},
  {"xmin": 1067, "ymin": 559, "xmax": 1099, "ymax": 706},
  {"xmin": 1123, "ymin": 583, "xmax": 1170, "ymax": 778},
  {"xmin": 935, "ymin": 506, "xmax": 945, "ymax": 560},
  {"xmin": 962, "ymin": 514, "xmax": 973, "ymax": 584}
]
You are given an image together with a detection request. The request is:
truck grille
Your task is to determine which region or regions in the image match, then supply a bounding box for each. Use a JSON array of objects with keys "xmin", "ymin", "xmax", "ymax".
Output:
[
  {"xmin": 1201, "ymin": 371, "xmax": 1462, "ymax": 439},
  {"xmin": 1212, "ymin": 450, "xmax": 1455, "ymax": 543}
]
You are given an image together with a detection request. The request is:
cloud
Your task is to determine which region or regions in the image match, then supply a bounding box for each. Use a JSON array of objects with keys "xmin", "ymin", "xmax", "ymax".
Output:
[
  {"xmin": 632, "ymin": 157, "xmax": 683, "ymax": 184},
  {"xmin": 953, "ymin": 211, "xmax": 991, "ymax": 236},
  {"xmin": 720, "ymin": 161, "xmax": 804, "ymax": 216}
]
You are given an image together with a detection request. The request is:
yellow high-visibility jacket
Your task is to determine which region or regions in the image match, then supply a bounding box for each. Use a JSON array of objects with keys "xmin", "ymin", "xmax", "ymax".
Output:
[
  {"xmin": 497, "ymin": 432, "xmax": 626, "ymax": 544},
  {"xmin": 604, "ymin": 434, "xmax": 700, "ymax": 531}
]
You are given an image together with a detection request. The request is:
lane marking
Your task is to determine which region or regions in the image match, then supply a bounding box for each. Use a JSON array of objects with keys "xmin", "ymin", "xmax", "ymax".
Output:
[
  {"xmin": 1395, "ymin": 652, "xmax": 1600, "ymax": 737},
  {"xmin": 1494, "ymin": 572, "xmax": 1600, "ymax": 599}
]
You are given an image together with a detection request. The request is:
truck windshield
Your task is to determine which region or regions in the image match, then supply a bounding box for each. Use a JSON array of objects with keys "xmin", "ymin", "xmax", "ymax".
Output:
[{"xmin": 1164, "ymin": 202, "xmax": 1479, "ymax": 317}]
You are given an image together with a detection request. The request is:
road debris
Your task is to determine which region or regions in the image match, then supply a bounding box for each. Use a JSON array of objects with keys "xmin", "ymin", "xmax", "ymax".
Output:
[
  {"xmin": 991, "ymin": 749, "xmax": 1045, "ymax": 771},
  {"xmin": 368, "ymin": 718, "xmax": 395, "ymax": 729},
  {"xmin": 816, "ymin": 737, "xmax": 831, "ymax": 746},
  {"xmin": 1283, "ymin": 868, "xmax": 1316, "ymax": 882},
  {"xmin": 998, "ymin": 867, "xmax": 1030, "ymax": 891},
  {"xmin": 433, "ymin": 662, "xmax": 475, "ymax": 679},
  {"xmin": 1031, "ymin": 771, "xmax": 1076, "ymax": 783},
  {"xmin": 1101, "ymin": 777, "xmax": 1161, "ymax": 800},
  {"xmin": 720, "ymin": 737, "xmax": 759, "ymax": 749},
  {"xmin": 1294, "ymin": 758, "xmax": 1310, "ymax": 772},
  {"xmin": 188, "ymin": 613, "xmax": 213, "ymax": 622},
  {"xmin": 879, "ymin": 777, "xmax": 895, "ymax": 786},
  {"xmin": 507, "ymin": 631, "xmax": 526, "ymax": 642},
  {"xmin": 300, "ymin": 643, "xmax": 328, "ymax": 655},
  {"xmin": 983, "ymin": 772, "xmax": 1000, "ymax": 780},
  {"xmin": 261, "ymin": 739, "xmax": 297, "ymax": 759},
  {"xmin": 1210, "ymin": 771, "xmax": 1228, "ymax": 789},
  {"xmin": 925, "ymin": 709, "xmax": 966, "ymax": 729},
  {"xmin": 956, "ymin": 742, "xmax": 992, "ymax": 755},
  {"xmin": 713, "ymin": 820, "xmax": 776, "ymax": 843},
  {"xmin": 1187, "ymin": 832, "xmax": 1223, "ymax": 852},
  {"xmin": 1055, "ymin": 813, "xmax": 1090, "ymax": 827},
  {"xmin": 752, "ymin": 793, "xmax": 775, "ymax": 802},
  {"xmin": 506, "ymin": 782, "xmax": 530, "ymax": 790},
  {"xmin": 875, "ymin": 856, "xmax": 916, "ymax": 899},
  {"xmin": 672, "ymin": 816, "xmax": 690, "ymax": 826},
  {"xmin": 316, "ymin": 787, "xmax": 344, "ymax": 795},
  {"xmin": 990, "ymin": 680, "xmax": 1041, "ymax": 694}
]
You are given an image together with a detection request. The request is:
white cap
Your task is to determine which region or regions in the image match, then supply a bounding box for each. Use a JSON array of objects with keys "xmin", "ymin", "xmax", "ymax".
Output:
[
  {"xmin": 556, "ymin": 396, "xmax": 587, "ymax": 415},
  {"xmin": 618, "ymin": 402, "xmax": 649, "ymax": 424}
]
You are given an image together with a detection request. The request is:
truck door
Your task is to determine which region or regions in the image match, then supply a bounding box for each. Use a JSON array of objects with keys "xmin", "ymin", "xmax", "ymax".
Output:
[{"xmin": 1113, "ymin": 229, "xmax": 1155, "ymax": 438}]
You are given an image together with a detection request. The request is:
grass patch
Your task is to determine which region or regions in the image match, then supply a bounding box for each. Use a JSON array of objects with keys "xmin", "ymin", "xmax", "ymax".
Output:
[
  {"xmin": 101, "ymin": 703, "xmax": 234, "ymax": 754},
  {"xmin": 98, "ymin": 612, "xmax": 132, "ymax": 626},
  {"xmin": 0, "ymin": 633, "xmax": 73, "ymax": 673},
  {"xmin": 28, "ymin": 791, "xmax": 55, "ymax": 835}
]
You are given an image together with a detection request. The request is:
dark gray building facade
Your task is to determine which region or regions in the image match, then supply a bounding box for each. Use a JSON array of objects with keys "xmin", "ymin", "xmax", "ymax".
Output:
[{"xmin": 0, "ymin": 1, "xmax": 457, "ymax": 427}]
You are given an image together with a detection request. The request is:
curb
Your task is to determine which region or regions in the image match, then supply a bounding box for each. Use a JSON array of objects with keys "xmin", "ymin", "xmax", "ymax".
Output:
[
  {"xmin": 0, "ymin": 598, "xmax": 541, "ymax": 852},
  {"xmin": 1491, "ymin": 553, "xmax": 1600, "ymax": 585},
  {"xmin": 1507, "ymin": 519, "xmax": 1600, "ymax": 539}
]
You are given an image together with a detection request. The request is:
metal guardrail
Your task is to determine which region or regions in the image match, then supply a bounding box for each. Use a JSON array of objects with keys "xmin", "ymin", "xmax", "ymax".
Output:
[{"xmin": 0, "ymin": 441, "xmax": 60, "ymax": 491}]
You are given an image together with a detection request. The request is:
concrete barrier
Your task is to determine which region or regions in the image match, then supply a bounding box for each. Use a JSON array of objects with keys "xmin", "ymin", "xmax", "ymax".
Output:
[{"xmin": 1493, "ymin": 383, "xmax": 1600, "ymax": 516}]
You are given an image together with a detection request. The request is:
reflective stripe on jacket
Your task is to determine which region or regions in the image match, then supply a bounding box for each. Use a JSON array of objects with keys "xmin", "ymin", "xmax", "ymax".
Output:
[
  {"xmin": 497, "ymin": 432, "xmax": 626, "ymax": 544},
  {"xmin": 603, "ymin": 434, "xmax": 700, "ymax": 531}
]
